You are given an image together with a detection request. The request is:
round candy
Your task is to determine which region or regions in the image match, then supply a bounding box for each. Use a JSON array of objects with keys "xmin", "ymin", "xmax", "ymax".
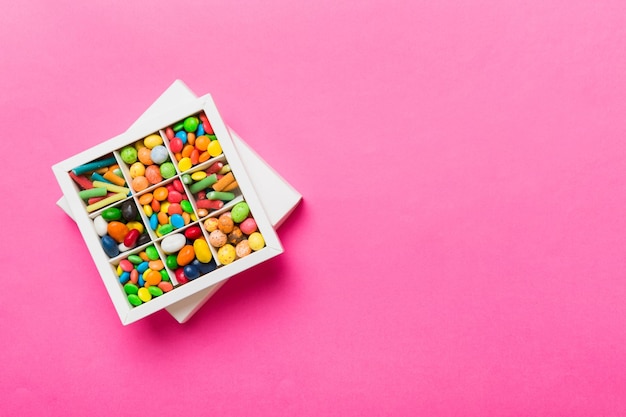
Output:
[
  {"xmin": 160, "ymin": 233, "xmax": 186, "ymax": 254},
  {"xmin": 203, "ymin": 217, "xmax": 219, "ymax": 232},
  {"xmin": 150, "ymin": 145, "xmax": 169, "ymax": 164},
  {"xmin": 129, "ymin": 162, "xmax": 145, "ymax": 178},
  {"xmin": 178, "ymin": 157, "xmax": 192, "ymax": 172},
  {"xmin": 183, "ymin": 116, "xmax": 199, "ymax": 133},
  {"xmin": 170, "ymin": 137, "xmax": 183, "ymax": 153},
  {"xmin": 170, "ymin": 214, "xmax": 185, "ymax": 229},
  {"xmin": 248, "ymin": 232, "xmax": 265, "ymax": 251},
  {"xmin": 228, "ymin": 227, "xmax": 244, "ymax": 245},
  {"xmin": 231, "ymin": 202, "xmax": 250, "ymax": 223},
  {"xmin": 144, "ymin": 134, "xmax": 163, "ymax": 149},
  {"xmin": 120, "ymin": 146, "xmax": 138, "ymax": 164},
  {"xmin": 207, "ymin": 140, "xmax": 222, "ymax": 157},
  {"xmin": 138, "ymin": 147, "xmax": 153, "ymax": 165},
  {"xmin": 160, "ymin": 162, "xmax": 176, "ymax": 179},
  {"xmin": 131, "ymin": 176, "xmax": 149, "ymax": 192},
  {"xmin": 158, "ymin": 281, "xmax": 174, "ymax": 292},
  {"xmin": 209, "ymin": 230, "xmax": 227, "ymax": 247},
  {"xmin": 239, "ymin": 218, "xmax": 257, "ymax": 235},
  {"xmin": 175, "ymin": 130, "xmax": 187, "ymax": 144},
  {"xmin": 145, "ymin": 165, "xmax": 162, "ymax": 184},
  {"xmin": 217, "ymin": 244, "xmax": 236, "ymax": 265},
  {"xmin": 235, "ymin": 240, "xmax": 251, "ymax": 258},
  {"xmin": 218, "ymin": 214, "xmax": 234, "ymax": 234},
  {"xmin": 144, "ymin": 270, "xmax": 162, "ymax": 286}
]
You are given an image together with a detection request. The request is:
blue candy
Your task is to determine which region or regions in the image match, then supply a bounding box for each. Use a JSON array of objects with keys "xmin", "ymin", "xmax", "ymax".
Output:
[
  {"xmin": 119, "ymin": 271, "xmax": 130, "ymax": 284},
  {"xmin": 101, "ymin": 235, "xmax": 119, "ymax": 258},
  {"xmin": 149, "ymin": 213, "xmax": 158, "ymax": 231},
  {"xmin": 137, "ymin": 261, "xmax": 149, "ymax": 274},
  {"xmin": 183, "ymin": 264, "xmax": 200, "ymax": 280},
  {"xmin": 175, "ymin": 130, "xmax": 187, "ymax": 145},
  {"xmin": 195, "ymin": 124, "xmax": 205, "ymax": 137},
  {"xmin": 170, "ymin": 214, "xmax": 185, "ymax": 229}
]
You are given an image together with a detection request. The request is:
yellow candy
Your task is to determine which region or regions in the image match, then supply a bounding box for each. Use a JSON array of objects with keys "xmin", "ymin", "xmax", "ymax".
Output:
[
  {"xmin": 217, "ymin": 244, "xmax": 236, "ymax": 265},
  {"xmin": 178, "ymin": 157, "xmax": 192, "ymax": 172},
  {"xmin": 129, "ymin": 162, "xmax": 145, "ymax": 178},
  {"xmin": 248, "ymin": 232, "xmax": 265, "ymax": 251},
  {"xmin": 134, "ymin": 139, "xmax": 146, "ymax": 150},
  {"xmin": 126, "ymin": 221, "xmax": 144, "ymax": 234},
  {"xmin": 193, "ymin": 239, "xmax": 212, "ymax": 263},
  {"xmin": 116, "ymin": 265, "xmax": 123, "ymax": 275},
  {"xmin": 207, "ymin": 140, "xmax": 222, "ymax": 157},
  {"xmin": 137, "ymin": 287, "xmax": 152, "ymax": 302},
  {"xmin": 144, "ymin": 134, "xmax": 163, "ymax": 149},
  {"xmin": 191, "ymin": 171, "xmax": 207, "ymax": 181},
  {"xmin": 143, "ymin": 205, "xmax": 153, "ymax": 217},
  {"xmin": 160, "ymin": 202, "xmax": 170, "ymax": 213}
]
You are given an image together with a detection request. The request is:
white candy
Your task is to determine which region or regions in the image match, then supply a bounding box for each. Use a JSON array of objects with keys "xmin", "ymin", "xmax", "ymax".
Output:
[
  {"xmin": 160, "ymin": 233, "xmax": 186, "ymax": 254},
  {"xmin": 93, "ymin": 215, "xmax": 108, "ymax": 237}
]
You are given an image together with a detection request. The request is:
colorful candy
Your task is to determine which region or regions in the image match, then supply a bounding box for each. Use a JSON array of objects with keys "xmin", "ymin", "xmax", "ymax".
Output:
[{"xmin": 165, "ymin": 112, "xmax": 220, "ymax": 172}]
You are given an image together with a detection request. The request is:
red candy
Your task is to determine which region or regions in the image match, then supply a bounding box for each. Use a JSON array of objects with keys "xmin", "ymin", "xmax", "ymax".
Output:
[{"xmin": 123, "ymin": 229, "xmax": 140, "ymax": 247}]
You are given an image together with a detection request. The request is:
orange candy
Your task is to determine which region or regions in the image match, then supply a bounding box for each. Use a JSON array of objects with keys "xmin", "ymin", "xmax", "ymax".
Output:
[
  {"xmin": 157, "ymin": 212, "xmax": 169, "ymax": 225},
  {"xmin": 148, "ymin": 260, "xmax": 164, "ymax": 271},
  {"xmin": 195, "ymin": 135, "xmax": 209, "ymax": 152},
  {"xmin": 158, "ymin": 281, "xmax": 174, "ymax": 292},
  {"xmin": 144, "ymin": 270, "xmax": 162, "ymax": 286},
  {"xmin": 176, "ymin": 245, "xmax": 195, "ymax": 266},
  {"xmin": 138, "ymin": 147, "xmax": 153, "ymax": 165},
  {"xmin": 107, "ymin": 221, "xmax": 129, "ymax": 243},
  {"xmin": 131, "ymin": 176, "xmax": 149, "ymax": 192},
  {"xmin": 145, "ymin": 165, "xmax": 162, "ymax": 184},
  {"xmin": 138, "ymin": 193, "xmax": 153, "ymax": 205},
  {"xmin": 153, "ymin": 187, "xmax": 168, "ymax": 201}
]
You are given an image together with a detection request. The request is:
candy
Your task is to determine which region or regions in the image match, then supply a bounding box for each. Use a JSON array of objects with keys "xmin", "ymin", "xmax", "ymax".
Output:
[
  {"xmin": 209, "ymin": 230, "xmax": 227, "ymax": 247},
  {"xmin": 94, "ymin": 215, "xmax": 108, "ymax": 236},
  {"xmin": 189, "ymin": 174, "xmax": 217, "ymax": 194},
  {"xmin": 86, "ymin": 192, "xmax": 126, "ymax": 213},
  {"xmin": 101, "ymin": 207, "xmax": 122, "ymax": 221},
  {"xmin": 206, "ymin": 191, "xmax": 235, "ymax": 201},
  {"xmin": 150, "ymin": 145, "xmax": 169, "ymax": 164},
  {"xmin": 144, "ymin": 134, "xmax": 163, "ymax": 149},
  {"xmin": 101, "ymin": 235, "xmax": 119, "ymax": 257},
  {"xmin": 79, "ymin": 187, "xmax": 107, "ymax": 200},
  {"xmin": 193, "ymin": 239, "xmax": 212, "ymax": 263},
  {"xmin": 231, "ymin": 202, "xmax": 250, "ymax": 223},
  {"xmin": 248, "ymin": 232, "xmax": 265, "ymax": 251},
  {"xmin": 218, "ymin": 214, "xmax": 234, "ymax": 234},
  {"xmin": 183, "ymin": 264, "xmax": 200, "ymax": 280},
  {"xmin": 235, "ymin": 240, "xmax": 251, "ymax": 258},
  {"xmin": 160, "ymin": 233, "xmax": 186, "ymax": 254},
  {"xmin": 183, "ymin": 116, "xmax": 199, "ymax": 133},
  {"xmin": 160, "ymin": 162, "xmax": 176, "ymax": 179},
  {"xmin": 107, "ymin": 221, "xmax": 129, "ymax": 243},
  {"xmin": 72, "ymin": 157, "xmax": 117, "ymax": 175},
  {"xmin": 145, "ymin": 165, "xmax": 162, "ymax": 184},
  {"xmin": 137, "ymin": 287, "xmax": 152, "ymax": 302},
  {"xmin": 120, "ymin": 146, "xmax": 138, "ymax": 164},
  {"xmin": 121, "ymin": 200, "xmax": 138, "ymax": 221},
  {"xmin": 217, "ymin": 244, "xmax": 236, "ymax": 265},
  {"xmin": 176, "ymin": 245, "xmax": 195, "ymax": 266},
  {"xmin": 239, "ymin": 218, "xmax": 257, "ymax": 235},
  {"xmin": 145, "ymin": 245, "xmax": 160, "ymax": 260}
]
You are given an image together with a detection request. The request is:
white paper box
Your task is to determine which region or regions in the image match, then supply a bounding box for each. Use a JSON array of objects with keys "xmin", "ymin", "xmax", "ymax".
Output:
[{"xmin": 53, "ymin": 89, "xmax": 296, "ymax": 325}]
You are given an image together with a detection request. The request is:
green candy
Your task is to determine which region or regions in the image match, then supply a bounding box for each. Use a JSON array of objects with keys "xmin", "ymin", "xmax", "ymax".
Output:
[
  {"xmin": 166, "ymin": 254, "xmax": 178, "ymax": 270},
  {"xmin": 181, "ymin": 174, "xmax": 192, "ymax": 184},
  {"xmin": 180, "ymin": 200, "xmax": 193, "ymax": 213},
  {"xmin": 145, "ymin": 245, "xmax": 159, "ymax": 261},
  {"xmin": 101, "ymin": 207, "xmax": 122, "ymax": 221},
  {"xmin": 160, "ymin": 162, "xmax": 176, "ymax": 179},
  {"xmin": 207, "ymin": 134, "xmax": 217, "ymax": 141},
  {"xmin": 127, "ymin": 254, "xmax": 143, "ymax": 265},
  {"xmin": 128, "ymin": 294, "xmax": 142, "ymax": 306},
  {"xmin": 157, "ymin": 224, "xmax": 174, "ymax": 236},
  {"xmin": 124, "ymin": 283, "xmax": 139, "ymax": 295},
  {"xmin": 160, "ymin": 269, "xmax": 171, "ymax": 282},
  {"xmin": 206, "ymin": 191, "xmax": 235, "ymax": 201},
  {"xmin": 183, "ymin": 116, "xmax": 199, "ymax": 133},
  {"xmin": 148, "ymin": 286, "xmax": 163, "ymax": 297},
  {"xmin": 173, "ymin": 121, "xmax": 184, "ymax": 131},
  {"xmin": 231, "ymin": 202, "xmax": 250, "ymax": 223},
  {"xmin": 120, "ymin": 146, "xmax": 138, "ymax": 164},
  {"xmin": 189, "ymin": 174, "xmax": 217, "ymax": 194}
]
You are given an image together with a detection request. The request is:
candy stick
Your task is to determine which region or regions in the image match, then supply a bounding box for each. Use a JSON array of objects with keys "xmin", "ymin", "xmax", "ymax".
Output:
[
  {"xmin": 86, "ymin": 192, "xmax": 127, "ymax": 213},
  {"xmin": 92, "ymin": 181, "xmax": 130, "ymax": 195},
  {"xmin": 78, "ymin": 187, "xmax": 107, "ymax": 200},
  {"xmin": 72, "ymin": 157, "xmax": 117, "ymax": 175}
]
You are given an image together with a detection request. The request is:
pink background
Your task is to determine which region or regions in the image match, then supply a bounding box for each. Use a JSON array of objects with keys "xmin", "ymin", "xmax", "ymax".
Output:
[{"xmin": 2, "ymin": 1, "xmax": 626, "ymax": 415}]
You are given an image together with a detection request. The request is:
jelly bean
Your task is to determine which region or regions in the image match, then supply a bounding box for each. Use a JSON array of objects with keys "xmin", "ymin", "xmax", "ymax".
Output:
[
  {"xmin": 231, "ymin": 202, "xmax": 250, "ymax": 223},
  {"xmin": 166, "ymin": 254, "xmax": 178, "ymax": 270},
  {"xmin": 160, "ymin": 233, "xmax": 186, "ymax": 254},
  {"xmin": 101, "ymin": 235, "xmax": 119, "ymax": 257},
  {"xmin": 145, "ymin": 270, "xmax": 162, "ymax": 286},
  {"xmin": 123, "ymin": 229, "xmax": 140, "ymax": 247},
  {"xmin": 175, "ymin": 268, "xmax": 188, "ymax": 284},
  {"xmin": 184, "ymin": 226, "xmax": 202, "ymax": 240},
  {"xmin": 209, "ymin": 230, "xmax": 227, "ymax": 248},
  {"xmin": 183, "ymin": 264, "xmax": 200, "ymax": 280},
  {"xmin": 121, "ymin": 200, "xmax": 138, "ymax": 221},
  {"xmin": 239, "ymin": 218, "xmax": 258, "ymax": 235},
  {"xmin": 144, "ymin": 134, "xmax": 163, "ymax": 149},
  {"xmin": 145, "ymin": 245, "xmax": 160, "ymax": 260},
  {"xmin": 236, "ymin": 240, "xmax": 252, "ymax": 258},
  {"xmin": 137, "ymin": 287, "xmax": 152, "ymax": 302},
  {"xmin": 193, "ymin": 239, "xmax": 212, "ymax": 263},
  {"xmin": 124, "ymin": 283, "xmax": 139, "ymax": 295},
  {"xmin": 119, "ymin": 259, "xmax": 134, "ymax": 272},
  {"xmin": 145, "ymin": 165, "xmax": 162, "ymax": 184},
  {"xmin": 170, "ymin": 214, "xmax": 185, "ymax": 229},
  {"xmin": 160, "ymin": 269, "xmax": 170, "ymax": 282},
  {"xmin": 218, "ymin": 215, "xmax": 234, "ymax": 234},
  {"xmin": 137, "ymin": 234, "xmax": 151, "ymax": 246},
  {"xmin": 148, "ymin": 286, "xmax": 163, "ymax": 297},
  {"xmin": 130, "ymin": 269, "xmax": 139, "ymax": 284},
  {"xmin": 160, "ymin": 162, "xmax": 176, "ymax": 179},
  {"xmin": 149, "ymin": 259, "xmax": 164, "ymax": 270},
  {"xmin": 150, "ymin": 145, "xmax": 169, "ymax": 164},
  {"xmin": 193, "ymin": 258, "xmax": 217, "ymax": 274},
  {"xmin": 128, "ymin": 294, "xmax": 142, "ymax": 306},
  {"xmin": 120, "ymin": 146, "xmax": 138, "ymax": 164},
  {"xmin": 170, "ymin": 137, "xmax": 183, "ymax": 153},
  {"xmin": 149, "ymin": 213, "xmax": 158, "ymax": 230},
  {"xmin": 248, "ymin": 232, "xmax": 265, "ymax": 251},
  {"xmin": 94, "ymin": 215, "xmax": 108, "ymax": 236},
  {"xmin": 107, "ymin": 221, "xmax": 129, "ymax": 243},
  {"xmin": 157, "ymin": 212, "xmax": 169, "ymax": 225},
  {"xmin": 217, "ymin": 244, "xmax": 236, "ymax": 265},
  {"xmin": 173, "ymin": 179, "xmax": 184, "ymax": 193},
  {"xmin": 176, "ymin": 245, "xmax": 195, "ymax": 266}
]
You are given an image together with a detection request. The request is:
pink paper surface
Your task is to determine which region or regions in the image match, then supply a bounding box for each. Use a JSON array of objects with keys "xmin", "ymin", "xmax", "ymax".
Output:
[{"xmin": 2, "ymin": 1, "xmax": 626, "ymax": 415}]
